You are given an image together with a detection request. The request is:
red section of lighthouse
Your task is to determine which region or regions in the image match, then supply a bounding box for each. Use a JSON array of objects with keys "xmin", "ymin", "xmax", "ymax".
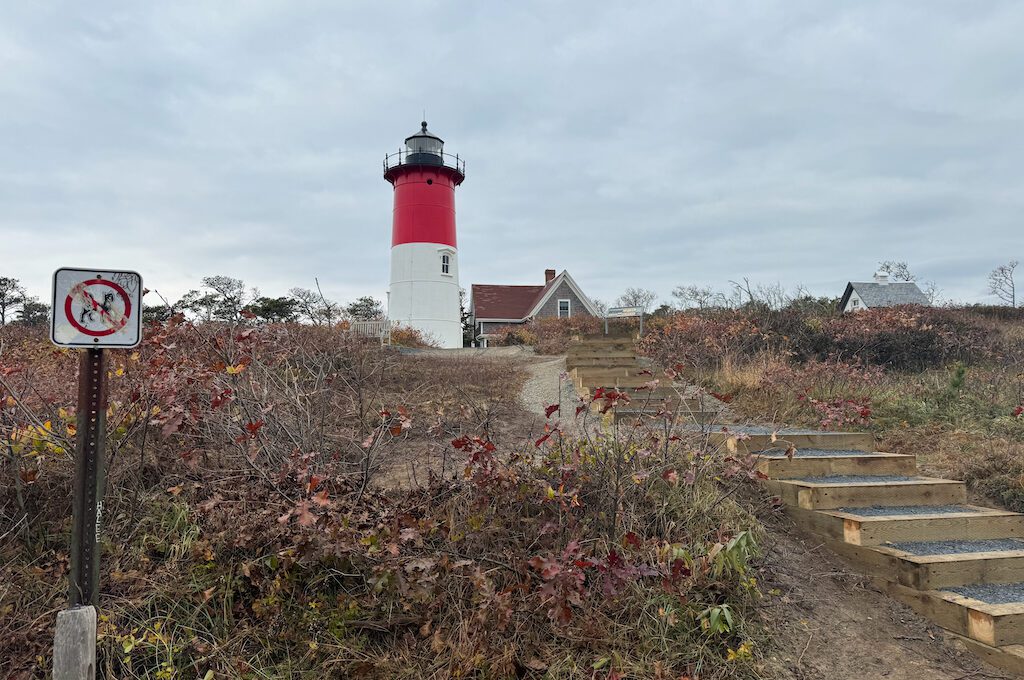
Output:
[
  {"xmin": 384, "ymin": 121, "xmax": 466, "ymax": 348},
  {"xmin": 389, "ymin": 168, "xmax": 461, "ymax": 248}
]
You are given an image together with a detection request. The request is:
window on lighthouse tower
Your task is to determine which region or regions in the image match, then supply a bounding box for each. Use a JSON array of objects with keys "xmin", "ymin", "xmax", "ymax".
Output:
[{"xmin": 441, "ymin": 254, "xmax": 450, "ymax": 274}]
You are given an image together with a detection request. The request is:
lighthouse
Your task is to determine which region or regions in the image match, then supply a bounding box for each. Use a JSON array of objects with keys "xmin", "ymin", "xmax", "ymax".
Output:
[{"xmin": 384, "ymin": 121, "xmax": 465, "ymax": 348}]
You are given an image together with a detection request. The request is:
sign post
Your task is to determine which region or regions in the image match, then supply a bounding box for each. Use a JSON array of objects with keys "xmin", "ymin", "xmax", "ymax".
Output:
[
  {"xmin": 604, "ymin": 305, "xmax": 644, "ymax": 336},
  {"xmin": 50, "ymin": 268, "xmax": 142, "ymax": 679},
  {"xmin": 69, "ymin": 348, "xmax": 107, "ymax": 607}
]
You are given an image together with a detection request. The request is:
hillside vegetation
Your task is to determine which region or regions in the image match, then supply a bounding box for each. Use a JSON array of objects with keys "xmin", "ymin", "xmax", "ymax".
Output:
[
  {"xmin": 2, "ymin": 320, "xmax": 772, "ymax": 679},
  {"xmin": 640, "ymin": 305, "xmax": 1024, "ymax": 507}
]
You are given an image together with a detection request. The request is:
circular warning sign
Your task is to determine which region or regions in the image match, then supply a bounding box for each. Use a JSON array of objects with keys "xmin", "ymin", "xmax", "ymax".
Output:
[
  {"xmin": 63, "ymin": 278, "xmax": 133, "ymax": 337},
  {"xmin": 51, "ymin": 268, "xmax": 143, "ymax": 348}
]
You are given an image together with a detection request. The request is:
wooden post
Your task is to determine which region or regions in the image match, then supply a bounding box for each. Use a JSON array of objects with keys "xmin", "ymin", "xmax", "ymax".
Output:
[
  {"xmin": 69, "ymin": 348, "xmax": 107, "ymax": 607},
  {"xmin": 53, "ymin": 605, "xmax": 97, "ymax": 680}
]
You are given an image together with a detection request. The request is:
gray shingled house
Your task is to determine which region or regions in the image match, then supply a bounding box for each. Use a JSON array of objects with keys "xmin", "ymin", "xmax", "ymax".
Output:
[
  {"xmin": 470, "ymin": 269, "xmax": 600, "ymax": 346},
  {"xmin": 839, "ymin": 273, "xmax": 931, "ymax": 313}
]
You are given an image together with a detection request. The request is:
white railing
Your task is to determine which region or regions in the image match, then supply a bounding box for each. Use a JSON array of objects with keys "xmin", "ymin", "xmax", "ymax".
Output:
[{"xmin": 350, "ymin": 319, "xmax": 392, "ymax": 344}]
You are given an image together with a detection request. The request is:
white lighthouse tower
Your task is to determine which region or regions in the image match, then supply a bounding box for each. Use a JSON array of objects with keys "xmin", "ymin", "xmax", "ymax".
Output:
[{"xmin": 383, "ymin": 122, "xmax": 465, "ymax": 348}]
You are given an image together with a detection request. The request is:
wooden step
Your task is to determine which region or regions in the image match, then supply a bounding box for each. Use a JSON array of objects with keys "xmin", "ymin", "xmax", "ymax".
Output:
[
  {"xmin": 712, "ymin": 430, "xmax": 875, "ymax": 453},
  {"xmin": 588, "ymin": 396, "xmax": 719, "ymax": 415},
  {"xmin": 569, "ymin": 337, "xmax": 636, "ymax": 347},
  {"xmin": 566, "ymin": 357, "xmax": 639, "ymax": 369},
  {"xmin": 572, "ymin": 367, "xmax": 653, "ymax": 378},
  {"xmin": 878, "ymin": 578, "xmax": 1024, "ymax": 647},
  {"xmin": 829, "ymin": 538, "xmax": 1024, "ymax": 590},
  {"xmin": 579, "ymin": 377, "xmax": 675, "ymax": 389},
  {"xmin": 764, "ymin": 476, "xmax": 966, "ymax": 510},
  {"xmin": 566, "ymin": 349, "xmax": 637, "ymax": 359},
  {"xmin": 613, "ymin": 409, "xmax": 722, "ymax": 424},
  {"xmin": 787, "ymin": 505, "xmax": 1024, "ymax": 546},
  {"xmin": 754, "ymin": 450, "xmax": 916, "ymax": 479},
  {"xmin": 950, "ymin": 633, "xmax": 1024, "ymax": 675}
]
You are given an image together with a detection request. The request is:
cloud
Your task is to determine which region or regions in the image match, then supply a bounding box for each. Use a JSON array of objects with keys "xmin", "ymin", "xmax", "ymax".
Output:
[{"xmin": 0, "ymin": 1, "xmax": 1021, "ymax": 309}]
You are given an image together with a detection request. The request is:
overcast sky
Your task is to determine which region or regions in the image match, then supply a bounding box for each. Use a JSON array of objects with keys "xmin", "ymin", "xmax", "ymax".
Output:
[{"xmin": 2, "ymin": 1, "xmax": 1022, "ymax": 309}]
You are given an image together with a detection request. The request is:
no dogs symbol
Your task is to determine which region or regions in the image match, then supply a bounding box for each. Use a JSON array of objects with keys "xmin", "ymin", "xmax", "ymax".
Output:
[{"xmin": 65, "ymin": 279, "xmax": 132, "ymax": 337}]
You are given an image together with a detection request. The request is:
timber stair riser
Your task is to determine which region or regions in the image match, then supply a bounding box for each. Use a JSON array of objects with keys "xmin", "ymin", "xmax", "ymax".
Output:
[
  {"xmin": 613, "ymin": 410, "xmax": 722, "ymax": 424},
  {"xmin": 785, "ymin": 506, "xmax": 1024, "ymax": 546},
  {"xmin": 756, "ymin": 453, "xmax": 917, "ymax": 479},
  {"xmin": 826, "ymin": 540, "xmax": 1024, "ymax": 590},
  {"xmin": 717, "ymin": 432, "xmax": 874, "ymax": 453},
  {"xmin": 876, "ymin": 579, "xmax": 1024, "ymax": 648},
  {"xmin": 577, "ymin": 378, "xmax": 673, "ymax": 389},
  {"xmin": 569, "ymin": 350, "xmax": 638, "ymax": 360},
  {"xmin": 572, "ymin": 368, "xmax": 657, "ymax": 379},
  {"xmin": 567, "ymin": 356, "xmax": 640, "ymax": 367},
  {"xmin": 953, "ymin": 634, "xmax": 1024, "ymax": 675},
  {"xmin": 764, "ymin": 478, "xmax": 966, "ymax": 510}
]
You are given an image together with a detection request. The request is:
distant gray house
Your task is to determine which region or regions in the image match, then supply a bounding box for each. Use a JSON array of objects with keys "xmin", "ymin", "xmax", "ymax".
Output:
[
  {"xmin": 839, "ymin": 273, "xmax": 931, "ymax": 313},
  {"xmin": 470, "ymin": 269, "xmax": 600, "ymax": 346}
]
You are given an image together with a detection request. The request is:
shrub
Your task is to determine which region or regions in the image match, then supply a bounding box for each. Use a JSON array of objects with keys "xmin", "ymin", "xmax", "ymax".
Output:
[
  {"xmin": 489, "ymin": 317, "xmax": 603, "ymax": 354},
  {"xmin": 951, "ymin": 441, "xmax": 1024, "ymax": 512},
  {"xmin": 824, "ymin": 307, "xmax": 992, "ymax": 370},
  {"xmin": 641, "ymin": 306, "xmax": 997, "ymax": 373},
  {"xmin": 389, "ymin": 324, "xmax": 434, "ymax": 348}
]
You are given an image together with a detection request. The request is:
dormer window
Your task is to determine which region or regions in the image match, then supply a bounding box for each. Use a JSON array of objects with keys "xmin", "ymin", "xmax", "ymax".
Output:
[{"xmin": 441, "ymin": 254, "xmax": 450, "ymax": 275}]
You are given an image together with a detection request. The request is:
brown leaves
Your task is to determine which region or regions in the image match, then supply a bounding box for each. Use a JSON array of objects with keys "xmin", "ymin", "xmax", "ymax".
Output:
[
  {"xmin": 527, "ymin": 555, "xmax": 561, "ymax": 580},
  {"xmin": 277, "ymin": 499, "xmax": 317, "ymax": 527}
]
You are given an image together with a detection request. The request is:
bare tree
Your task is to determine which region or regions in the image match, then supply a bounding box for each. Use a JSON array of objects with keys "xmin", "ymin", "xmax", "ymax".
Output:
[
  {"xmin": 878, "ymin": 260, "xmax": 915, "ymax": 281},
  {"xmin": 921, "ymin": 280, "xmax": 942, "ymax": 305},
  {"xmin": 202, "ymin": 275, "xmax": 249, "ymax": 321},
  {"xmin": 290, "ymin": 286, "xmax": 342, "ymax": 325},
  {"xmin": 590, "ymin": 298, "xmax": 608, "ymax": 316},
  {"xmin": 0, "ymin": 277, "xmax": 25, "ymax": 325},
  {"xmin": 989, "ymin": 260, "xmax": 1019, "ymax": 307},
  {"xmin": 614, "ymin": 287, "xmax": 657, "ymax": 314},
  {"xmin": 671, "ymin": 285, "xmax": 723, "ymax": 310}
]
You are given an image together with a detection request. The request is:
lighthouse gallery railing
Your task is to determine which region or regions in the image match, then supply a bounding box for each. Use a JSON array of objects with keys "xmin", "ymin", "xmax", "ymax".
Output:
[{"xmin": 383, "ymin": 149, "xmax": 465, "ymax": 175}]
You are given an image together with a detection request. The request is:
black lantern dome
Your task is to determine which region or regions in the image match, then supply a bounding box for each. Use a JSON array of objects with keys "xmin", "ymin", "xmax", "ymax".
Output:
[{"xmin": 404, "ymin": 121, "xmax": 444, "ymax": 165}]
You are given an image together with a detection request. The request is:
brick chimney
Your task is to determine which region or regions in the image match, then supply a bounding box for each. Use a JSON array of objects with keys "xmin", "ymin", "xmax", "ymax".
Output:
[{"xmin": 544, "ymin": 269, "xmax": 556, "ymax": 284}]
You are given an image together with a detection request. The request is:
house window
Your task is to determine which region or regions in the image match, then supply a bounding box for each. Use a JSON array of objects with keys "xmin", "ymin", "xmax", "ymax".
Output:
[
  {"xmin": 558, "ymin": 299, "xmax": 571, "ymax": 318},
  {"xmin": 851, "ymin": 299, "xmax": 860, "ymax": 308},
  {"xmin": 441, "ymin": 254, "xmax": 450, "ymax": 274}
]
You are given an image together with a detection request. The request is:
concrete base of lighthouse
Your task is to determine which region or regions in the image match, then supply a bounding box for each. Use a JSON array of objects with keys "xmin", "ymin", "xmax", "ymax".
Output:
[{"xmin": 389, "ymin": 242, "xmax": 462, "ymax": 348}]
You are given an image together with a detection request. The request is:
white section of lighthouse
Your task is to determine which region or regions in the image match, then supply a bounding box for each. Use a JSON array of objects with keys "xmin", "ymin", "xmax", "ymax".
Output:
[{"xmin": 383, "ymin": 122, "xmax": 465, "ymax": 348}]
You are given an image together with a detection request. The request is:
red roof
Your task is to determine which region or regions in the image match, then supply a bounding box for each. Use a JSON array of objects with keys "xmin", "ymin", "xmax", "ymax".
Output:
[{"xmin": 471, "ymin": 283, "xmax": 551, "ymax": 320}]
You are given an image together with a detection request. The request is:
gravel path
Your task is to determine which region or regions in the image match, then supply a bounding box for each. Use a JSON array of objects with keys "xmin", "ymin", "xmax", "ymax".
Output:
[{"xmin": 519, "ymin": 355, "xmax": 572, "ymax": 418}]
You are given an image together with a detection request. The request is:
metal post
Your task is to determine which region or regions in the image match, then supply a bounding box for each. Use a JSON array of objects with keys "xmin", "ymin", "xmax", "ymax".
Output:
[{"xmin": 69, "ymin": 348, "xmax": 107, "ymax": 608}]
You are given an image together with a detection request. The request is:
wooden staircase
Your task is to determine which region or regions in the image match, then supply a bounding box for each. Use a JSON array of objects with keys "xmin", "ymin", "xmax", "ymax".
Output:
[
  {"xmin": 566, "ymin": 336, "xmax": 728, "ymax": 423},
  {"xmin": 720, "ymin": 428, "xmax": 1024, "ymax": 675}
]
